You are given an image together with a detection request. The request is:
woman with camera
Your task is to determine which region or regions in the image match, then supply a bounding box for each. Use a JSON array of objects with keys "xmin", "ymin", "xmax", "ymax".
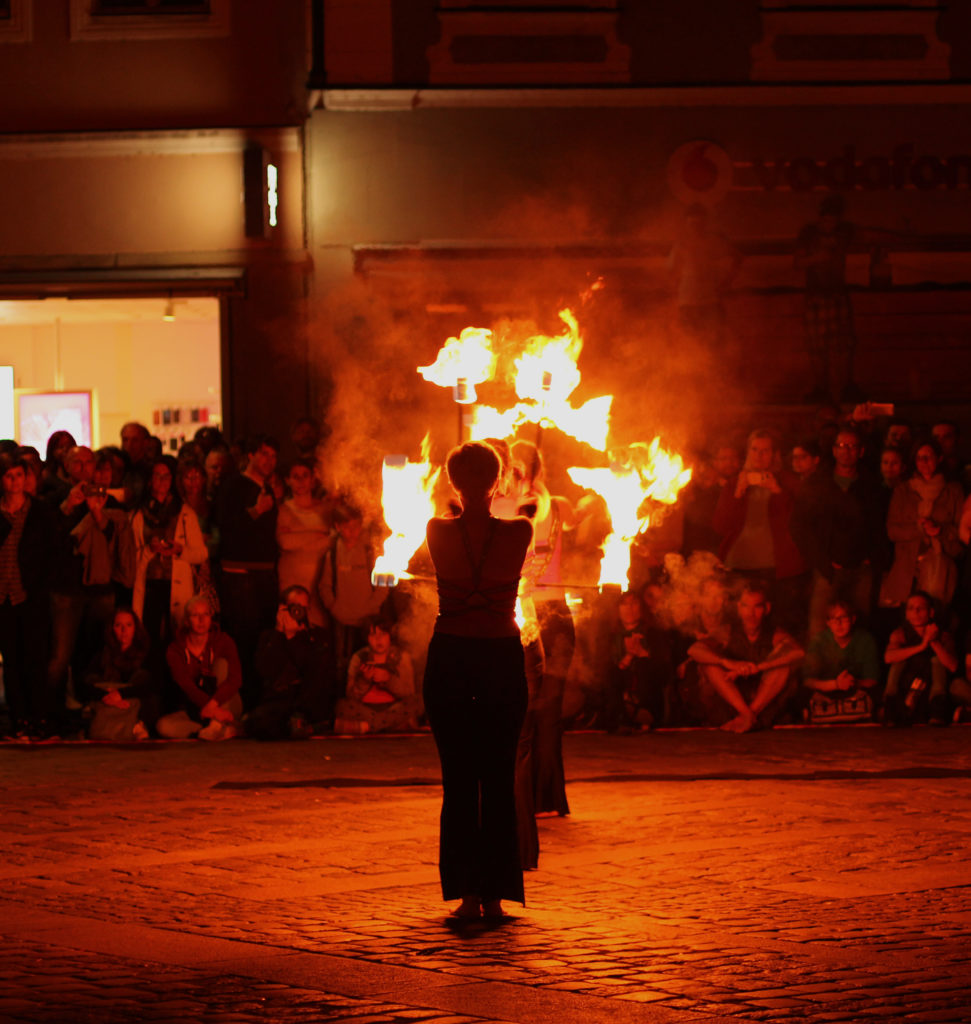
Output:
[
  {"xmin": 246, "ymin": 584, "xmax": 336, "ymax": 739},
  {"xmin": 131, "ymin": 456, "xmax": 207, "ymax": 653}
]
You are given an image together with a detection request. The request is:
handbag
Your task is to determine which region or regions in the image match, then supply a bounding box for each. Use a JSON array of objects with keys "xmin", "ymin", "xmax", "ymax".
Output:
[
  {"xmin": 809, "ymin": 690, "xmax": 873, "ymax": 725},
  {"xmin": 88, "ymin": 698, "xmax": 142, "ymax": 741}
]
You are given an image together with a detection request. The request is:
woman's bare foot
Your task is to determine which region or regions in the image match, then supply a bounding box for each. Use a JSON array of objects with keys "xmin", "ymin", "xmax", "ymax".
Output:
[
  {"xmin": 721, "ymin": 711, "xmax": 757, "ymax": 733},
  {"xmin": 450, "ymin": 897, "xmax": 481, "ymax": 920}
]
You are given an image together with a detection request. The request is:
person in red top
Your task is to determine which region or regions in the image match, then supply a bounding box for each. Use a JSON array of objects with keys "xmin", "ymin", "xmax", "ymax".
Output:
[{"xmin": 157, "ymin": 594, "xmax": 243, "ymax": 740}]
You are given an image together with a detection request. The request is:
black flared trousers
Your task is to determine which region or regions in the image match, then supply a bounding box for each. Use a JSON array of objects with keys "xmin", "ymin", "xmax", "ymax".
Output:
[{"xmin": 423, "ymin": 632, "xmax": 528, "ymax": 904}]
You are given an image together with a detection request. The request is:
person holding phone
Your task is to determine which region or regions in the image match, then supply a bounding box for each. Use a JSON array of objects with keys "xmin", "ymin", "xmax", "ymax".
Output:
[
  {"xmin": 713, "ymin": 430, "xmax": 805, "ymax": 631},
  {"xmin": 132, "ymin": 456, "xmax": 207, "ymax": 653}
]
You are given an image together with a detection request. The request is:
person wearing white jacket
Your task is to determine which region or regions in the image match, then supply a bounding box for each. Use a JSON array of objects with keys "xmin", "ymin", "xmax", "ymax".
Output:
[{"xmin": 132, "ymin": 456, "xmax": 207, "ymax": 651}]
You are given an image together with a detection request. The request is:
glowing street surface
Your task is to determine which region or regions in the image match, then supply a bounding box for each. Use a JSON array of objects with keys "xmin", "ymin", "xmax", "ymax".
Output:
[{"xmin": 2, "ymin": 729, "xmax": 971, "ymax": 1022}]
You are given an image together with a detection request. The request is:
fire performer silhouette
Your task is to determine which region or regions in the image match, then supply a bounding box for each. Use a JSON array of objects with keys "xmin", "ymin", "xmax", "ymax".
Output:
[{"xmin": 424, "ymin": 442, "xmax": 532, "ymax": 922}]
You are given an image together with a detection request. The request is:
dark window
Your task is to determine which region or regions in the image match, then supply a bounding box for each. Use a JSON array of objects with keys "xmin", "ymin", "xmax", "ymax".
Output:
[
  {"xmin": 0, "ymin": 0, "xmax": 11, "ymax": 21},
  {"xmin": 92, "ymin": 0, "xmax": 210, "ymax": 14}
]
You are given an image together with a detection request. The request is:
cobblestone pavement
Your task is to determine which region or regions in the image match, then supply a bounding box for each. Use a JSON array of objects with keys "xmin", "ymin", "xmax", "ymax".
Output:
[{"xmin": 3, "ymin": 727, "xmax": 971, "ymax": 1023}]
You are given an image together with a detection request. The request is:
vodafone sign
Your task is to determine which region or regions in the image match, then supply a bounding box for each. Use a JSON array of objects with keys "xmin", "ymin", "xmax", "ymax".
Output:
[{"xmin": 668, "ymin": 140, "xmax": 971, "ymax": 201}]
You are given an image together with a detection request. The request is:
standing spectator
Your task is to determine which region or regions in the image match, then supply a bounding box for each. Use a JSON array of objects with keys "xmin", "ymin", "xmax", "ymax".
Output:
[
  {"xmin": 157, "ymin": 595, "xmax": 243, "ymax": 740},
  {"xmin": 0, "ymin": 453, "xmax": 55, "ymax": 738},
  {"xmin": 277, "ymin": 457, "xmax": 331, "ymax": 627},
  {"xmin": 215, "ymin": 434, "xmax": 281, "ymax": 702},
  {"xmin": 789, "ymin": 439, "xmax": 821, "ymax": 486},
  {"xmin": 46, "ymin": 446, "xmax": 131, "ymax": 733},
  {"xmin": 319, "ymin": 502, "xmax": 388, "ymax": 681},
  {"xmin": 688, "ymin": 580, "xmax": 804, "ymax": 732},
  {"xmin": 880, "ymin": 439, "xmax": 963, "ymax": 612},
  {"xmin": 792, "ymin": 426, "xmax": 883, "ymax": 638},
  {"xmin": 39, "ymin": 430, "xmax": 76, "ymax": 498},
  {"xmin": 883, "ymin": 591, "xmax": 958, "ymax": 726},
  {"xmin": 931, "ymin": 420, "xmax": 967, "ymax": 490},
  {"xmin": 682, "ymin": 441, "xmax": 741, "ymax": 556},
  {"xmin": 714, "ymin": 429, "xmax": 805, "ymax": 631},
  {"xmin": 131, "ymin": 456, "xmax": 208, "ymax": 653},
  {"xmin": 204, "ymin": 446, "xmax": 235, "ymax": 503},
  {"xmin": 17, "ymin": 447, "xmax": 42, "ymax": 496},
  {"xmin": 120, "ymin": 421, "xmax": 153, "ymax": 509},
  {"xmin": 247, "ymin": 585, "xmax": 335, "ymax": 739},
  {"xmin": 802, "ymin": 599, "xmax": 880, "ymax": 723}
]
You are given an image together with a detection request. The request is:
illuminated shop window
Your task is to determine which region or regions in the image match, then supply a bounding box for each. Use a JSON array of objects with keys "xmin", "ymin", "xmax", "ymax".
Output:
[{"xmin": 70, "ymin": 0, "xmax": 228, "ymax": 39}]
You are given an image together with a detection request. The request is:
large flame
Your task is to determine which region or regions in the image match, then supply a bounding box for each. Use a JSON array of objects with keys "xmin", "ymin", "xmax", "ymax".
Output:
[
  {"xmin": 469, "ymin": 308, "xmax": 613, "ymax": 450},
  {"xmin": 568, "ymin": 438, "xmax": 692, "ymax": 588},
  {"xmin": 371, "ymin": 435, "xmax": 441, "ymax": 587},
  {"xmin": 418, "ymin": 326, "xmax": 496, "ymax": 403}
]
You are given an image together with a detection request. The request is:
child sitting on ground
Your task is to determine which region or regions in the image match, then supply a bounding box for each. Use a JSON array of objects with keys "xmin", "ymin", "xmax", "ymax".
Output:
[{"xmin": 333, "ymin": 616, "xmax": 420, "ymax": 734}]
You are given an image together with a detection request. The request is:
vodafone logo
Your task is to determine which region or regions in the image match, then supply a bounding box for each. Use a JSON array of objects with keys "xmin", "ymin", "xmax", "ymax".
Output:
[{"xmin": 667, "ymin": 140, "xmax": 733, "ymax": 205}]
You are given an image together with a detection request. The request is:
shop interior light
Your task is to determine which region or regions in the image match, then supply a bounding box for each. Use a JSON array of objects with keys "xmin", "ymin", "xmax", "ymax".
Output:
[
  {"xmin": 0, "ymin": 366, "xmax": 13, "ymax": 439},
  {"xmin": 163, "ymin": 297, "xmax": 176, "ymax": 322}
]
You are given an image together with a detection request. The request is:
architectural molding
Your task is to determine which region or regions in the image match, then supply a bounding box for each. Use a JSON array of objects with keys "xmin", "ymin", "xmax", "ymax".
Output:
[
  {"xmin": 69, "ymin": 0, "xmax": 230, "ymax": 41},
  {"xmin": 0, "ymin": 0, "xmax": 32, "ymax": 44}
]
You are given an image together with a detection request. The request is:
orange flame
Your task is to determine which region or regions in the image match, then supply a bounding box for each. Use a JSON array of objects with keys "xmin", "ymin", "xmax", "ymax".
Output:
[
  {"xmin": 371, "ymin": 434, "xmax": 441, "ymax": 587},
  {"xmin": 568, "ymin": 438, "xmax": 692, "ymax": 588},
  {"xmin": 418, "ymin": 326, "xmax": 496, "ymax": 403},
  {"xmin": 469, "ymin": 309, "xmax": 612, "ymax": 450}
]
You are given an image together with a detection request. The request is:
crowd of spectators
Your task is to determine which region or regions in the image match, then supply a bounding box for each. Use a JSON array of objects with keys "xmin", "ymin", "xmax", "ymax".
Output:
[
  {"xmin": 3, "ymin": 403, "xmax": 971, "ymax": 742},
  {"xmin": 589, "ymin": 406, "xmax": 971, "ymax": 733}
]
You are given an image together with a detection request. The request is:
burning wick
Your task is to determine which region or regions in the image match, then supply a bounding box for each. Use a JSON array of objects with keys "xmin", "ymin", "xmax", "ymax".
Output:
[{"xmin": 453, "ymin": 377, "xmax": 476, "ymax": 405}]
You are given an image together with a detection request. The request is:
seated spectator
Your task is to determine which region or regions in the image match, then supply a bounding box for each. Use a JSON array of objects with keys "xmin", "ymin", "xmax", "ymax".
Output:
[
  {"xmin": 132, "ymin": 456, "xmax": 208, "ymax": 652},
  {"xmin": 802, "ymin": 599, "xmax": 879, "ymax": 723},
  {"xmin": 82, "ymin": 608, "xmax": 160, "ymax": 740},
  {"xmin": 157, "ymin": 595, "xmax": 243, "ymax": 740},
  {"xmin": 320, "ymin": 502, "xmax": 388, "ymax": 679},
  {"xmin": 883, "ymin": 591, "xmax": 958, "ymax": 726},
  {"xmin": 277, "ymin": 457, "xmax": 331, "ymax": 627},
  {"xmin": 333, "ymin": 615, "xmax": 419, "ymax": 734},
  {"xmin": 603, "ymin": 590, "xmax": 673, "ymax": 732},
  {"xmin": 246, "ymin": 585, "xmax": 336, "ymax": 739},
  {"xmin": 687, "ymin": 580, "xmax": 804, "ymax": 732},
  {"xmin": 880, "ymin": 439, "xmax": 964, "ymax": 612}
]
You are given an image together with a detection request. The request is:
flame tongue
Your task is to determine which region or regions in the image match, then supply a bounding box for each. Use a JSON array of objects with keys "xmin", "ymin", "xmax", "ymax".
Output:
[
  {"xmin": 568, "ymin": 438, "xmax": 692, "ymax": 589},
  {"xmin": 469, "ymin": 308, "xmax": 613, "ymax": 451},
  {"xmin": 372, "ymin": 435, "xmax": 441, "ymax": 586},
  {"xmin": 418, "ymin": 327, "xmax": 496, "ymax": 403}
]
